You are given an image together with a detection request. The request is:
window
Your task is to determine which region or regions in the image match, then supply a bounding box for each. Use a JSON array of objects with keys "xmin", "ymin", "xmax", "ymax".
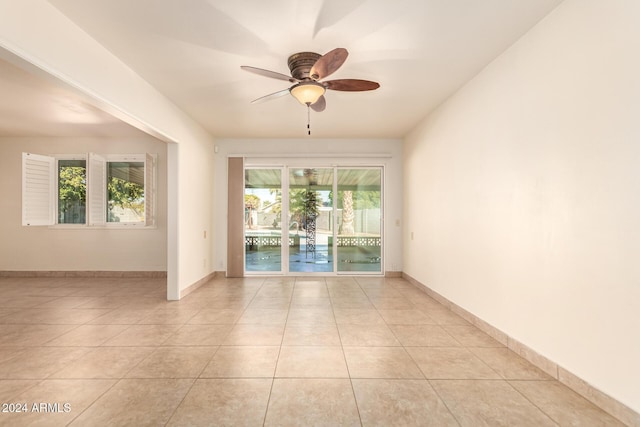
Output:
[
  {"xmin": 107, "ymin": 157, "xmax": 146, "ymax": 224},
  {"xmin": 58, "ymin": 159, "xmax": 87, "ymax": 224},
  {"xmin": 22, "ymin": 152, "xmax": 156, "ymax": 227}
]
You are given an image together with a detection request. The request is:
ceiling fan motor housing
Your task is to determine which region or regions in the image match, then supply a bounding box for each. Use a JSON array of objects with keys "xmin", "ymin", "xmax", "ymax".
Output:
[{"xmin": 287, "ymin": 52, "xmax": 322, "ymax": 80}]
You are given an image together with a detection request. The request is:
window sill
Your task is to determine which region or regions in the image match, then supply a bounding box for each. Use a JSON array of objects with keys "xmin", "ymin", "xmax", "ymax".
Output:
[{"xmin": 49, "ymin": 224, "xmax": 157, "ymax": 230}]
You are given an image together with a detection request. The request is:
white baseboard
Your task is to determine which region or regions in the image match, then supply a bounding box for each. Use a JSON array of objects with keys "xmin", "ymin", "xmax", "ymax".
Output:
[
  {"xmin": 0, "ymin": 270, "xmax": 166, "ymax": 278},
  {"xmin": 179, "ymin": 272, "xmax": 216, "ymax": 298}
]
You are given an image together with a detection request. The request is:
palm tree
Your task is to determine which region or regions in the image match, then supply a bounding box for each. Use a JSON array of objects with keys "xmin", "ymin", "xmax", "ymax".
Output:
[
  {"xmin": 268, "ymin": 188, "xmax": 282, "ymax": 215},
  {"xmin": 341, "ymin": 190, "xmax": 355, "ymax": 235}
]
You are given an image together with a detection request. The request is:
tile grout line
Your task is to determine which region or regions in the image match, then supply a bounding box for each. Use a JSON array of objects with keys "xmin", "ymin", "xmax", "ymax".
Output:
[
  {"xmin": 65, "ymin": 379, "xmax": 122, "ymax": 426},
  {"xmin": 359, "ymin": 276, "xmax": 463, "ymax": 425},
  {"xmin": 332, "ymin": 277, "xmax": 365, "ymax": 427},
  {"xmin": 375, "ymin": 278, "xmax": 465, "ymax": 425},
  {"xmin": 262, "ymin": 275, "xmax": 293, "ymax": 427},
  {"xmin": 101, "ymin": 278, "xmax": 263, "ymax": 425},
  {"xmin": 502, "ymin": 379, "xmax": 561, "ymax": 427},
  {"xmin": 1, "ymin": 275, "xmax": 631, "ymax": 426},
  {"xmin": 425, "ymin": 378, "xmax": 463, "ymax": 427},
  {"xmin": 162, "ymin": 377, "xmax": 198, "ymax": 426}
]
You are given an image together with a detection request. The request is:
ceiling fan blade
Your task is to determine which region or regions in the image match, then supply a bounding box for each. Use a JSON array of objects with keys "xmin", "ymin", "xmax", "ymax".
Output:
[
  {"xmin": 310, "ymin": 48, "xmax": 348, "ymax": 80},
  {"xmin": 241, "ymin": 66, "xmax": 297, "ymax": 82},
  {"xmin": 324, "ymin": 79, "xmax": 380, "ymax": 91},
  {"xmin": 250, "ymin": 88, "xmax": 291, "ymax": 104},
  {"xmin": 310, "ymin": 96, "xmax": 326, "ymax": 112}
]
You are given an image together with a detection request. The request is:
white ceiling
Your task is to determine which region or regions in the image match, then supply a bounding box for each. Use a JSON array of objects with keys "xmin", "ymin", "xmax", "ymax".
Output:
[
  {"xmin": 0, "ymin": 56, "xmax": 148, "ymax": 137},
  {"xmin": 2, "ymin": 0, "xmax": 564, "ymax": 139}
]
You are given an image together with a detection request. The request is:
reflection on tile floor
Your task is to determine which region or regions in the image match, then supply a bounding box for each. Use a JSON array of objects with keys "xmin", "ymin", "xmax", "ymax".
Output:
[{"xmin": 0, "ymin": 276, "xmax": 626, "ymax": 426}]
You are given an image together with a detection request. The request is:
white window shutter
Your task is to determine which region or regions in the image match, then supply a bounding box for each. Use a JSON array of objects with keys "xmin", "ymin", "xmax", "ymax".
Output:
[
  {"xmin": 22, "ymin": 153, "xmax": 55, "ymax": 226},
  {"xmin": 145, "ymin": 153, "xmax": 156, "ymax": 226},
  {"xmin": 88, "ymin": 153, "xmax": 106, "ymax": 226}
]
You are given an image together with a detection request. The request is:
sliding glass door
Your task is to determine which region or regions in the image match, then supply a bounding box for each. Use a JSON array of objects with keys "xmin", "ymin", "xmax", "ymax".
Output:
[
  {"xmin": 288, "ymin": 168, "xmax": 334, "ymax": 273},
  {"xmin": 244, "ymin": 168, "xmax": 282, "ymax": 272},
  {"xmin": 244, "ymin": 165, "xmax": 382, "ymax": 275},
  {"xmin": 336, "ymin": 168, "xmax": 382, "ymax": 273}
]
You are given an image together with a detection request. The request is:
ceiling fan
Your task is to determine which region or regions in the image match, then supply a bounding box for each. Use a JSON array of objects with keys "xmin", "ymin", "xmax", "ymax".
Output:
[{"xmin": 240, "ymin": 48, "xmax": 380, "ymax": 113}]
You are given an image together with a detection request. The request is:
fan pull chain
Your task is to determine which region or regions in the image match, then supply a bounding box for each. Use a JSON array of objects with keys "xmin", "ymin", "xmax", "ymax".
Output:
[{"xmin": 307, "ymin": 104, "xmax": 311, "ymax": 135}]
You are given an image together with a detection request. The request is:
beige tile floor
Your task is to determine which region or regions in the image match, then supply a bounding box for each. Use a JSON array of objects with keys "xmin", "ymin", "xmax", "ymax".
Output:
[{"xmin": 0, "ymin": 276, "xmax": 627, "ymax": 426}]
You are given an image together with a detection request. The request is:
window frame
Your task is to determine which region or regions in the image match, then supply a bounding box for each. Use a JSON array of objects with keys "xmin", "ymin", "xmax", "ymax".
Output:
[
  {"xmin": 22, "ymin": 152, "xmax": 156, "ymax": 229},
  {"xmin": 104, "ymin": 154, "xmax": 151, "ymax": 228},
  {"xmin": 55, "ymin": 154, "xmax": 88, "ymax": 228}
]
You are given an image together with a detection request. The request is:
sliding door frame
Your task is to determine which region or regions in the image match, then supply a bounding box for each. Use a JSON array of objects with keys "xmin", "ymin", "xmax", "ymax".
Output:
[{"xmin": 242, "ymin": 158, "xmax": 385, "ymax": 277}]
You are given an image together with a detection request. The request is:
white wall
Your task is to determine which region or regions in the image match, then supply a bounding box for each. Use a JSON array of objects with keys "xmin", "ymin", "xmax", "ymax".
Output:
[
  {"xmin": 173, "ymin": 138, "xmax": 217, "ymax": 284},
  {"xmin": 404, "ymin": 0, "xmax": 640, "ymax": 413},
  {"xmin": 213, "ymin": 139, "xmax": 403, "ymax": 274},
  {"xmin": 0, "ymin": 136, "xmax": 167, "ymax": 271},
  {"xmin": 0, "ymin": 1, "xmax": 216, "ymax": 297}
]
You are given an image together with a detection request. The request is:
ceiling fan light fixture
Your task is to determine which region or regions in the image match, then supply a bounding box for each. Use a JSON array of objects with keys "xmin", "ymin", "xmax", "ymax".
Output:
[{"xmin": 290, "ymin": 82, "xmax": 325, "ymax": 106}]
